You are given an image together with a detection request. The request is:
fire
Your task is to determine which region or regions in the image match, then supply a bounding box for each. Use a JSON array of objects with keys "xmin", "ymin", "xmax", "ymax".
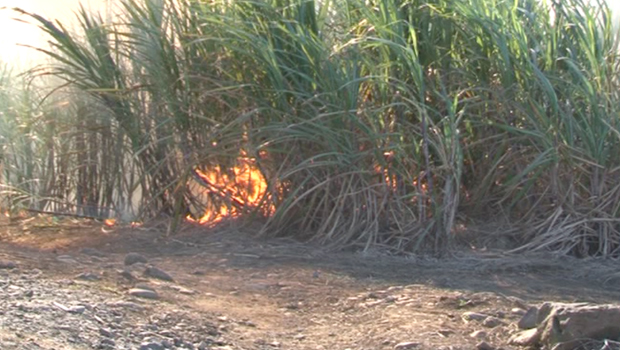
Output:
[{"xmin": 189, "ymin": 154, "xmax": 273, "ymax": 225}]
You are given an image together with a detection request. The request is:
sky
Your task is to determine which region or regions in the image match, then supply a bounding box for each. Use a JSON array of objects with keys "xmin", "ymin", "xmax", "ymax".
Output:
[
  {"xmin": 0, "ymin": 0, "xmax": 114, "ymax": 67},
  {"xmin": 1, "ymin": 0, "xmax": 620, "ymax": 68}
]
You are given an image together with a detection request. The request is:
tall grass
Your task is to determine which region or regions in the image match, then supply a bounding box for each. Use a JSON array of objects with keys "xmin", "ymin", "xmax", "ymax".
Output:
[{"xmin": 3, "ymin": 0, "xmax": 620, "ymax": 256}]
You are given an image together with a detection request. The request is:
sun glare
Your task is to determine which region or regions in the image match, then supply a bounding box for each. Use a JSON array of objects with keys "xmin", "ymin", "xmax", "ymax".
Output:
[{"xmin": 0, "ymin": 0, "xmax": 114, "ymax": 67}]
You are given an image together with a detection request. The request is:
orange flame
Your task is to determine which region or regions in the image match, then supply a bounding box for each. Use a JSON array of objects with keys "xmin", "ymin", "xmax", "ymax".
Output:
[{"xmin": 189, "ymin": 154, "xmax": 273, "ymax": 225}]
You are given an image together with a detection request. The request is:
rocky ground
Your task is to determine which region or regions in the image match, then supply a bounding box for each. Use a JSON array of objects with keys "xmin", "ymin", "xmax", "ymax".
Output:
[{"xmin": 1, "ymin": 216, "xmax": 620, "ymax": 350}]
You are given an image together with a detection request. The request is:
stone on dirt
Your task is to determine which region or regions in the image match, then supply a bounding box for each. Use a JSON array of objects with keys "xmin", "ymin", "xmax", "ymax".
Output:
[
  {"xmin": 129, "ymin": 288, "xmax": 159, "ymax": 300},
  {"xmin": 99, "ymin": 327, "xmax": 113, "ymax": 338},
  {"xmin": 517, "ymin": 306, "xmax": 538, "ymax": 329},
  {"xmin": 144, "ymin": 266, "xmax": 174, "ymax": 282},
  {"xmin": 98, "ymin": 337, "xmax": 116, "ymax": 348},
  {"xmin": 135, "ymin": 283, "xmax": 156, "ymax": 291},
  {"xmin": 56, "ymin": 255, "xmax": 79, "ymax": 264},
  {"xmin": 76, "ymin": 272, "xmax": 101, "ymax": 281},
  {"xmin": 106, "ymin": 300, "xmax": 145, "ymax": 310},
  {"xmin": 476, "ymin": 341, "xmax": 495, "ymax": 350},
  {"xmin": 0, "ymin": 260, "xmax": 17, "ymax": 269},
  {"xmin": 394, "ymin": 341, "xmax": 420, "ymax": 349},
  {"xmin": 139, "ymin": 341, "xmax": 164, "ymax": 350},
  {"xmin": 169, "ymin": 284, "xmax": 196, "ymax": 295},
  {"xmin": 482, "ymin": 316, "xmax": 503, "ymax": 328},
  {"xmin": 510, "ymin": 302, "xmax": 620, "ymax": 348},
  {"xmin": 125, "ymin": 252, "xmax": 148, "ymax": 266},
  {"xmin": 68, "ymin": 305, "xmax": 86, "ymax": 314},
  {"xmin": 470, "ymin": 330, "xmax": 487, "ymax": 339},
  {"xmin": 462, "ymin": 311, "xmax": 488, "ymax": 322},
  {"xmin": 119, "ymin": 269, "xmax": 136, "ymax": 281},
  {"xmin": 81, "ymin": 248, "xmax": 107, "ymax": 257},
  {"xmin": 509, "ymin": 328, "xmax": 539, "ymax": 346}
]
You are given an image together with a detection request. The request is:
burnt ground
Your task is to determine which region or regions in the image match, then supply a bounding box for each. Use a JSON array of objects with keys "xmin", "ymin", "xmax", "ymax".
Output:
[{"xmin": 1, "ymin": 215, "xmax": 620, "ymax": 350}]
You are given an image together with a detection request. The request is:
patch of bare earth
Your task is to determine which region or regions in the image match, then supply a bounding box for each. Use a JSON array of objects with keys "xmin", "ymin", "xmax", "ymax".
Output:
[{"xmin": 1, "ymin": 216, "xmax": 620, "ymax": 350}]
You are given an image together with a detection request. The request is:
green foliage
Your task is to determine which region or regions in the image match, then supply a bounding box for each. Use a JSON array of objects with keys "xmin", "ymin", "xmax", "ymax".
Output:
[{"xmin": 3, "ymin": 0, "xmax": 620, "ymax": 256}]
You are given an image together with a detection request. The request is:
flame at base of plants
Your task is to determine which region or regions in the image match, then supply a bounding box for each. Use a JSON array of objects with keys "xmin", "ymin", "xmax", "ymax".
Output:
[{"xmin": 189, "ymin": 157, "xmax": 274, "ymax": 226}]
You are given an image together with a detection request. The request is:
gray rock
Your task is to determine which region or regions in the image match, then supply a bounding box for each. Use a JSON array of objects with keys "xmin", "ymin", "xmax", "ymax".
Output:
[
  {"xmin": 125, "ymin": 253, "xmax": 148, "ymax": 266},
  {"xmin": 509, "ymin": 328, "xmax": 539, "ymax": 346},
  {"xmin": 470, "ymin": 330, "xmax": 487, "ymax": 339},
  {"xmin": 476, "ymin": 341, "xmax": 495, "ymax": 350},
  {"xmin": 68, "ymin": 305, "xmax": 86, "ymax": 314},
  {"xmin": 135, "ymin": 283, "xmax": 156, "ymax": 291},
  {"xmin": 145, "ymin": 266, "xmax": 174, "ymax": 282},
  {"xmin": 394, "ymin": 342, "xmax": 420, "ymax": 350},
  {"xmin": 119, "ymin": 269, "xmax": 136, "ymax": 281},
  {"xmin": 129, "ymin": 288, "xmax": 159, "ymax": 300},
  {"xmin": 106, "ymin": 300, "xmax": 144, "ymax": 310},
  {"xmin": 510, "ymin": 302, "xmax": 620, "ymax": 348},
  {"xmin": 140, "ymin": 341, "xmax": 164, "ymax": 350},
  {"xmin": 81, "ymin": 248, "xmax": 107, "ymax": 257},
  {"xmin": 159, "ymin": 330, "xmax": 176, "ymax": 338},
  {"xmin": 169, "ymin": 285, "xmax": 196, "ymax": 295},
  {"xmin": 56, "ymin": 255, "xmax": 79, "ymax": 264},
  {"xmin": 99, "ymin": 328, "xmax": 113, "ymax": 338},
  {"xmin": 76, "ymin": 272, "xmax": 101, "ymax": 281},
  {"xmin": 0, "ymin": 261, "xmax": 17, "ymax": 269},
  {"xmin": 482, "ymin": 316, "xmax": 503, "ymax": 328},
  {"xmin": 99, "ymin": 337, "xmax": 116, "ymax": 348},
  {"xmin": 517, "ymin": 306, "xmax": 538, "ymax": 329},
  {"xmin": 462, "ymin": 311, "xmax": 488, "ymax": 322}
]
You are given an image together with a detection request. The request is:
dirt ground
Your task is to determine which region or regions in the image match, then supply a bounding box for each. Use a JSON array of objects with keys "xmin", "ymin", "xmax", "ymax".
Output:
[{"xmin": 2, "ymin": 215, "xmax": 620, "ymax": 350}]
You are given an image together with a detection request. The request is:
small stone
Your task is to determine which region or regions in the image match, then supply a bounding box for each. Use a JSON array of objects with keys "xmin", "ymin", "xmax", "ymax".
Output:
[
  {"xmin": 159, "ymin": 330, "xmax": 176, "ymax": 338},
  {"xmin": 125, "ymin": 252, "xmax": 148, "ymax": 266},
  {"xmin": 476, "ymin": 341, "xmax": 495, "ymax": 350},
  {"xmin": 81, "ymin": 248, "xmax": 107, "ymax": 257},
  {"xmin": 145, "ymin": 266, "xmax": 174, "ymax": 282},
  {"xmin": 129, "ymin": 288, "xmax": 159, "ymax": 299},
  {"xmin": 394, "ymin": 342, "xmax": 420, "ymax": 350},
  {"xmin": 517, "ymin": 306, "xmax": 538, "ymax": 329},
  {"xmin": 56, "ymin": 255, "xmax": 79, "ymax": 264},
  {"xmin": 462, "ymin": 312, "xmax": 488, "ymax": 322},
  {"xmin": 99, "ymin": 328, "xmax": 113, "ymax": 338},
  {"xmin": 170, "ymin": 285, "xmax": 196, "ymax": 295},
  {"xmin": 293, "ymin": 334, "xmax": 306, "ymax": 340},
  {"xmin": 511, "ymin": 307, "xmax": 526, "ymax": 316},
  {"xmin": 507, "ymin": 296, "xmax": 529, "ymax": 310},
  {"xmin": 140, "ymin": 341, "xmax": 164, "ymax": 350},
  {"xmin": 437, "ymin": 329, "xmax": 453, "ymax": 337},
  {"xmin": 135, "ymin": 283, "xmax": 155, "ymax": 291},
  {"xmin": 68, "ymin": 305, "xmax": 86, "ymax": 314},
  {"xmin": 119, "ymin": 270, "xmax": 136, "ymax": 281},
  {"xmin": 107, "ymin": 301, "xmax": 144, "ymax": 310},
  {"xmin": 509, "ymin": 328, "xmax": 540, "ymax": 346},
  {"xmin": 161, "ymin": 339, "xmax": 173, "ymax": 348},
  {"xmin": 482, "ymin": 316, "xmax": 503, "ymax": 328},
  {"xmin": 76, "ymin": 272, "xmax": 101, "ymax": 281},
  {"xmin": 99, "ymin": 338, "xmax": 116, "ymax": 348},
  {"xmin": 0, "ymin": 261, "xmax": 17, "ymax": 269},
  {"xmin": 470, "ymin": 330, "xmax": 488, "ymax": 339},
  {"xmin": 178, "ymin": 287, "xmax": 196, "ymax": 295}
]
